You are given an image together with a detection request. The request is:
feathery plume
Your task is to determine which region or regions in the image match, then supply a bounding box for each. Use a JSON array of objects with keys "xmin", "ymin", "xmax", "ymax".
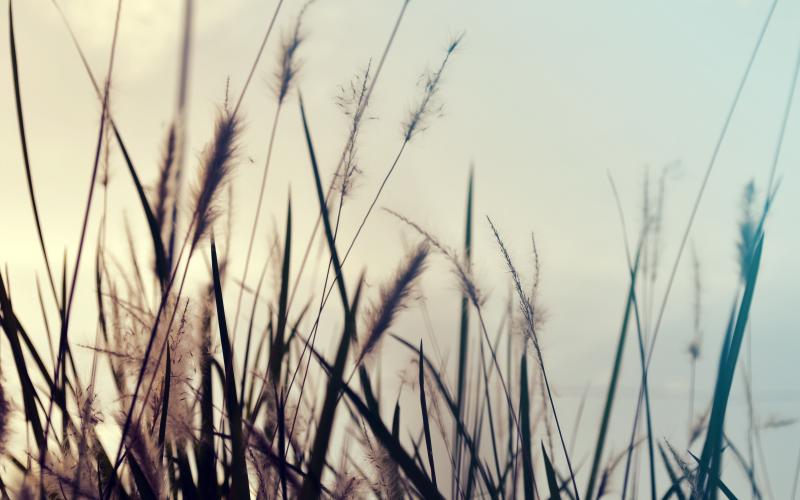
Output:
[
  {"xmin": 402, "ymin": 33, "xmax": 463, "ymax": 142},
  {"xmin": 355, "ymin": 243, "xmax": 429, "ymax": 367},
  {"xmin": 160, "ymin": 301, "xmax": 196, "ymax": 443},
  {"xmin": 273, "ymin": 1, "xmax": 315, "ymax": 104},
  {"xmin": 332, "ymin": 438, "xmax": 366, "ymax": 499},
  {"xmin": 384, "ymin": 208, "xmax": 481, "ymax": 307},
  {"xmin": 191, "ymin": 108, "xmax": 241, "ymax": 248},
  {"xmin": 487, "ymin": 218, "xmax": 541, "ymax": 352},
  {"xmin": 358, "ymin": 420, "xmax": 404, "ymax": 500},
  {"xmin": 334, "ymin": 62, "xmax": 373, "ymax": 197}
]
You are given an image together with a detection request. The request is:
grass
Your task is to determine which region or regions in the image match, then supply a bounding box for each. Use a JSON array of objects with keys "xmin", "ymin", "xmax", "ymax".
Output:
[{"xmin": 0, "ymin": 0, "xmax": 794, "ymax": 498}]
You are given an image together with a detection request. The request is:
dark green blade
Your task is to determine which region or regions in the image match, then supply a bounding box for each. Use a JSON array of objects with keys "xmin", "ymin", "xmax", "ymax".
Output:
[{"xmin": 210, "ymin": 239, "xmax": 249, "ymax": 499}]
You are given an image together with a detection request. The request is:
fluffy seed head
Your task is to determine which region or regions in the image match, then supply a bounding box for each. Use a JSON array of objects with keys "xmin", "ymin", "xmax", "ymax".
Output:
[
  {"xmin": 274, "ymin": 1, "xmax": 315, "ymax": 103},
  {"xmin": 191, "ymin": 109, "xmax": 241, "ymax": 248},
  {"xmin": 356, "ymin": 243, "xmax": 429, "ymax": 367},
  {"xmin": 402, "ymin": 33, "xmax": 463, "ymax": 142}
]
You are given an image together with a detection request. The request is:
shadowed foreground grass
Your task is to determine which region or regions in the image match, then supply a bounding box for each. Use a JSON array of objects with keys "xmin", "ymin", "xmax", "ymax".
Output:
[{"xmin": 0, "ymin": 0, "xmax": 795, "ymax": 498}]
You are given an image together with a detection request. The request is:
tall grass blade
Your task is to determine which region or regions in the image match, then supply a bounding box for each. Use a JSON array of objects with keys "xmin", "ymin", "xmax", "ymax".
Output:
[
  {"xmin": 95, "ymin": 446, "xmax": 129, "ymax": 500},
  {"xmin": 309, "ymin": 336, "xmax": 445, "ymax": 499},
  {"xmin": 454, "ymin": 168, "xmax": 473, "ymax": 495},
  {"xmin": 128, "ymin": 454, "xmax": 157, "ymax": 500},
  {"xmin": 239, "ymin": 258, "xmax": 269, "ymax": 412},
  {"xmin": 520, "ymin": 354, "xmax": 536, "ymax": 500},
  {"xmin": 269, "ymin": 198, "xmax": 292, "ymax": 382},
  {"xmin": 658, "ymin": 442, "xmax": 687, "ymax": 500},
  {"xmin": 0, "ymin": 274, "xmax": 45, "ymax": 450},
  {"xmin": 689, "ymin": 451, "xmax": 737, "ymax": 500},
  {"xmin": 299, "ymin": 94, "xmax": 349, "ymax": 312},
  {"xmin": 419, "ymin": 341, "xmax": 438, "ymax": 489},
  {"xmin": 641, "ymin": 0, "xmax": 777, "ymax": 416},
  {"xmin": 489, "ymin": 218, "xmax": 578, "ymax": 499},
  {"xmin": 157, "ymin": 349, "xmax": 171, "ymax": 449},
  {"xmin": 299, "ymin": 278, "xmax": 363, "ymax": 497},
  {"xmin": 585, "ymin": 248, "xmax": 641, "ymax": 499},
  {"xmin": 51, "ymin": 4, "xmax": 170, "ymax": 286},
  {"xmin": 697, "ymin": 235, "xmax": 765, "ymax": 498},
  {"xmin": 8, "ymin": 0, "xmax": 60, "ymax": 308},
  {"xmin": 392, "ymin": 399, "xmax": 401, "ymax": 440},
  {"xmin": 210, "ymin": 239, "xmax": 250, "ymax": 499},
  {"xmin": 543, "ymin": 443, "xmax": 563, "ymax": 500},
  {"xmin": 197, "ymin": 293, "xmax": 217, "ymax": 495},
  {"xmin": 391, "ymin": 334, "xmax": 496, "ymax": 495},
  {"xmin": 117, "ymin": 127, "xmax": 170, "ymax": 288},
  {"xmin": 277, "ymin": 391, "xmax": 288, "ymax": 499}
]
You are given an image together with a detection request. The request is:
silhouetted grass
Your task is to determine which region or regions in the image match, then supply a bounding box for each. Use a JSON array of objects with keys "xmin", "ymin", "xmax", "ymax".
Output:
[{"xmin": 0, "ymin": 1, "xmax": 794, "ymax": 499}]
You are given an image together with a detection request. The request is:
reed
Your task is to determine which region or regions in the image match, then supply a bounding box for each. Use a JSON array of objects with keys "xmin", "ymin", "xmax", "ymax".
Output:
[{"xmin": 0, "ymin": 2, "xmax": 795, "ymax": 499}]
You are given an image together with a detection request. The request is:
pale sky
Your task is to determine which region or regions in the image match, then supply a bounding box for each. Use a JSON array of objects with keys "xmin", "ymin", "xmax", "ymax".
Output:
[{"xmin": 2, "ymin": 0, "xmax": 800, "ymax": 496}]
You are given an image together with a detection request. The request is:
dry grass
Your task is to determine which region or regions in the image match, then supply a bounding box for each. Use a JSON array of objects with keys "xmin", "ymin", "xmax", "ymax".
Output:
[{"xmin": 0, "ymin": 1, "xmax": 795, "ymax": 499}]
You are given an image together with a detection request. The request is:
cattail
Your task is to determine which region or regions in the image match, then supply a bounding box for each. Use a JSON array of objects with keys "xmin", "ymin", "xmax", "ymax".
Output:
[
  {"xmin": 273, "ymin": 1, "xmax": 314, "ymax": 104},
  {"xmin": 402, "ymin": 33, "xmax": 463, "ymax": 142},
  {"xmin": 355, "ymin": 243, "xmax": 429, "ymax": 367},
  {"xmin": 191, "ymin": 109, "xmax": 241, "ymax": 248}
]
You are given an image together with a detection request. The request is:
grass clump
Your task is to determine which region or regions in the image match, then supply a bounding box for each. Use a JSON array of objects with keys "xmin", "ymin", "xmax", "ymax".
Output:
[{"xmin": 0, "ymin": 1, "xmax": 796, "ymax": 499}]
